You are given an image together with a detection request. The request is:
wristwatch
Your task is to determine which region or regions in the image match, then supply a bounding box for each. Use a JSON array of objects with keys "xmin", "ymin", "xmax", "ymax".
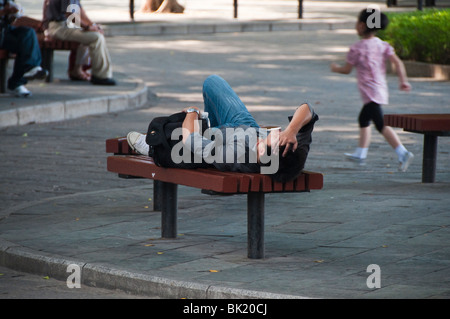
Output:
[{"xmin": 185, "ymin": 108, "xmax": 200, "ymax": 116}]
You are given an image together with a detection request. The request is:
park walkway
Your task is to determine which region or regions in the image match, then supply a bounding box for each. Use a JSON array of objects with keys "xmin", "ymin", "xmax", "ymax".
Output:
[{"xmin": 0, "ymin": 0, "xmax": 449, "ymax": 299}]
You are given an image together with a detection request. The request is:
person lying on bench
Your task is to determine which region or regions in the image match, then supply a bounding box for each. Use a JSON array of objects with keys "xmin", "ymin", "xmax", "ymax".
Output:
[{"xmin": 127, "ymin": 75, "xmax": 318, "ymax": 183}]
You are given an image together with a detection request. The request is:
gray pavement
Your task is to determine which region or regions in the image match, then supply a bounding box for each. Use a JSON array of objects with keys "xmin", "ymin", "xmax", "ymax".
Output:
[
  {"xmin": 1, "ymin": 1, "xmax": 450, "ymax": 300},
  {"xmin": 0, "ymin": 265, "xmax": 154, "ymax": 298}
]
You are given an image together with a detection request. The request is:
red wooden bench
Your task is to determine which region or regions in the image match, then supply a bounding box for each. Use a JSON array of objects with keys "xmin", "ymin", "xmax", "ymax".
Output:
[
  {"xmin": 106, "ymin": 136, "xmax": 324, "ymax": 259},
  {"xmin": 39, "ymin": 37, "xmax": 79, "ymax": 83},
  {"xmin": 385, "ymin": 113, "xmax": 450, "ymax": 183}
]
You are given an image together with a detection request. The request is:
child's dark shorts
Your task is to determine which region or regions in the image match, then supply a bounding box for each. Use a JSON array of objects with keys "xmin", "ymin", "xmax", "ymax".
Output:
[{"xmin": 358, "ymin": 101, "xmax": 385, "ymax": 133}]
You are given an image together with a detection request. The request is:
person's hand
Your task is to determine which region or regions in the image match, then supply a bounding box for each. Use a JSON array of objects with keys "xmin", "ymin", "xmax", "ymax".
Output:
[
  {"xmin": 330, "ymin": 62, "xmax": 339, "ymax": 73},
  {"xmin": 400, "ymin": 81, "xmax": 411, "ymax": 92},
  {"xmin": 87, "ymin": 23, "xmax": 103, "ymax": 34},
  {"xmin": 278, "ymin": 129, "xmax": 298, "ymax": 157}
]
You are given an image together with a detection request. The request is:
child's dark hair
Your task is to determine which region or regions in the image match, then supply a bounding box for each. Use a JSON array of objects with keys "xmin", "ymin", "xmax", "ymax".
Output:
[{"xmin": 358, "ymin": 8, "xmax": 389, "ymax": 34}]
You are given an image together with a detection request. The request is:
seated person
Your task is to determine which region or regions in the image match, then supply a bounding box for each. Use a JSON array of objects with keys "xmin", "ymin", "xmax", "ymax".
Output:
[
  {"xmin": 44, "ymin": 0, "xmax": 115, "ymax": 85},
  {"xmin": 42, "ymin": 0, "xmax": 91, "ymax": 81},
  {"xmin": 0, "ymin": 0, "xmax": 48, "ymax": 97},
  {"xmin": 127, "ymin": 75, "xmax": 318, "ymax": 183}
]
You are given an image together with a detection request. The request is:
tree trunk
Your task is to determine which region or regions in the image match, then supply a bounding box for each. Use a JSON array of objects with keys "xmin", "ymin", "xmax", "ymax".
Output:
[{"xmin": 140, "ymin": 0, "xmax": 184, "ymax": 13}]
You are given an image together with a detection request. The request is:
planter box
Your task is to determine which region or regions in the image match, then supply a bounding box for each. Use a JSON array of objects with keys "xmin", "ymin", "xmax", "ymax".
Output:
[{"xmin": 388, "ymin": 60, "xmax": 450, "ymax": 80}]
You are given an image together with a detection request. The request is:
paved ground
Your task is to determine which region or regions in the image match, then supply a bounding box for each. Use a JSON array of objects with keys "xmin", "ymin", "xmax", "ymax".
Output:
[
  {"xmin": 0, "ymin": 265, "xmax": 154, "ymax": 299},
  {"xmin": 0, "ymin": 0, "xmax": 449, "ymax": 300}
]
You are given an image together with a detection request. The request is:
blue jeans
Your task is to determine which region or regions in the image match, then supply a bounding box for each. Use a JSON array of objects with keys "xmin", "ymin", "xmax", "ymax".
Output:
[
  {"xmin": 202, "ymin": 75, "xmax": 259, "ymax": 128},
  {"xmin": 1, "ymin": 26, "xmax": 42, "ymax": 90}
]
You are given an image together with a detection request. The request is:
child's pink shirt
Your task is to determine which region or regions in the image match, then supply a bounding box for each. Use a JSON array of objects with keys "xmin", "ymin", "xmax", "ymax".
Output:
[{"xmin": 346, "ymin": 37, "xmax": 395, "ymax": 105}]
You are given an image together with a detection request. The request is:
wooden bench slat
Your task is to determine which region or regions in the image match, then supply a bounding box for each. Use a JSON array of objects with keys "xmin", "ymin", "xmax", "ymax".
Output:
[
  {"xmin": 107, "ymin": 154, "xmax": 323, "ymax": 194},
  {"xmin": 39, "ymin": 39, "xmax": 79, "ymax": 50},
  {"xmin": 106, "ymin": 137, "xmax": 133, "ymax": 154},
  {"xmin": 197, "ymin": 169, "xmax": 252, "ymax": 193},
  {"xmin": 305, "ymin": 170, "xmax": 324, "ymax": 190},
  {"xmin": 105, "ymin": 138, "xmax": 121, "ymax": 154},
  {"xmin": 295, "ymin": 173, "xmax": 306, "ymax": 191},
  {"xmin": 283, "ymin": 179, "xmax": 294, "ymax": 191},
  {"xmin": 108, "ymin": 156, "xmax": 240, "ymax": 193},
  {"xmin": 385, "ymin": 114, "xmax": 450, "ymax": 132}
]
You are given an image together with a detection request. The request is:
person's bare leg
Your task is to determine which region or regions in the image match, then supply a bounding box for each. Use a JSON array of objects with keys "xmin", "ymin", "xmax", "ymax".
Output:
[
  {"xmin": 382, "ymin": 126, "xmax": 414, "ymax": 171},
  {"xmin": 381, "ymin": 126, "xmax": 401, "ymax": 149},
  {"xmin": 345, "ymin": 126, "xmax": 370, "ymax": 161},
  {"xmin": 359, "ymin": 126, "xmax": 371, "ymax": 148}
]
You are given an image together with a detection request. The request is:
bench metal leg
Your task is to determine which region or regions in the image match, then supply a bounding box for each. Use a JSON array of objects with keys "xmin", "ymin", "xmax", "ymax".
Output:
[
  {"xmin": 161, "ymin": 181, "xmax": 178, "ymax": 238},
  {"xmin": 247, "ymin": 192, "xmax": 265, "ymax": 259},
  {"xmin": 298, "ymin": 0, "xmax": 303, "ymax": 19},
  {"xmin": 129, "ymin": 0, "xmax": 135, "ymax": 20},
  {"xmin": 153, "ymin": 180, "xmax": 162, "ymax": 211},
  {"xmin": 422, "ymin": 134, "xmax": 437, "ymax": 183},
  {"xmin": 0, "ymin": 59, "xmax": 7, "ymax": 93},
  {"xmin": 41, "ymin": 48, "xmax": 53, "ymax": 83}
]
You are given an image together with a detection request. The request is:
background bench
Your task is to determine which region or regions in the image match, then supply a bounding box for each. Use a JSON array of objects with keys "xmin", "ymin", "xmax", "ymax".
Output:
[
  {"xmin": 106, "ymin": 136, "xmax": 323, "ymax": 259},
  {"xmin": 385, "ymin": 113, "xmax": 450, "ymax": 183},
  {"xmin": 39, "ymin": 38, "xmax": 79, "ymax": 83},
  {"xmin": 0, "ymin": 17, "xmax": 79, "ymax": 93}
]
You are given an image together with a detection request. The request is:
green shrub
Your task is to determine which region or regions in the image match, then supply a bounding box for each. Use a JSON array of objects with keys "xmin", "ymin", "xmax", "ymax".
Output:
[{"xmin": 378, "ymin": 9, "xmax": 450, "ymax": 65}]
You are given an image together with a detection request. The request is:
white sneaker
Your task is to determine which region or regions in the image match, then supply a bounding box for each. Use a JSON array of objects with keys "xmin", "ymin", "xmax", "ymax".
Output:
[
  {"xmin": 345, "ymin": 153, "xmax": 366, "ymax": 166},
  {"xmin": 10, "ymin": 85, "xmax": 32, "ymax": 98},
  {"xmin": 127, "ymin": 132, "xmax": 149, "ymax": 155},
  {"xmin": 23, "ymin": 66, "xmax": 48, "ymax": 80},
  {"xmin": 399, "ymin": 151, "xmax": 414, "ymax": 172}
]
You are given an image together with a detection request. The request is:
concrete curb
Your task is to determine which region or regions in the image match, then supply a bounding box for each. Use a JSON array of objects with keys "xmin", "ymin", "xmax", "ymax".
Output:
[
  {"xmin": 102, "ymin": 19, "xmax": 356, "ymax": 37},
  {"xmin": 0, "ymin": 78, "xmax": 148, "ymax": 129},
  {"xmin": 0, "ymin": 238, "xmax": 308, "ymax": 299}
]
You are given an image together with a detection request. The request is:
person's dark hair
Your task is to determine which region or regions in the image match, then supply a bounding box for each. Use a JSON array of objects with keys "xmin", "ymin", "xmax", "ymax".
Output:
[
  {"xmin": 358, "ymin": 8, "xmax": 389, "ymax": 35},
  {"xmin": 264, "ymin": 145, "xmax": 307, "ymax": 183}
]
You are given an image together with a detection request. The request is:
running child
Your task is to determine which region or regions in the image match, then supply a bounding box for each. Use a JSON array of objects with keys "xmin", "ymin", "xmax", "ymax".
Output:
[{"xmin": 331, "ymin": 8, "xmax": 414, "ymax": 171}]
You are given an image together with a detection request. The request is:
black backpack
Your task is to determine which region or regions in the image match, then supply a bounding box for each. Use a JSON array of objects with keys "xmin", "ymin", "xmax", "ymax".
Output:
[{"xmin": 145, "ymin": 112, "xmax": 211, "ymax": 169}]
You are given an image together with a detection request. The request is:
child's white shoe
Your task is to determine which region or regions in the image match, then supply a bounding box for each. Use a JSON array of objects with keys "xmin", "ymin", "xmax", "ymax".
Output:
[
  {"xmin": 399, "ymin": 151, "xmax": 414, "ymax": 172},
  {"xmin": 345, "ymin": 153, "xmax": 366, "ymax": 166}
]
